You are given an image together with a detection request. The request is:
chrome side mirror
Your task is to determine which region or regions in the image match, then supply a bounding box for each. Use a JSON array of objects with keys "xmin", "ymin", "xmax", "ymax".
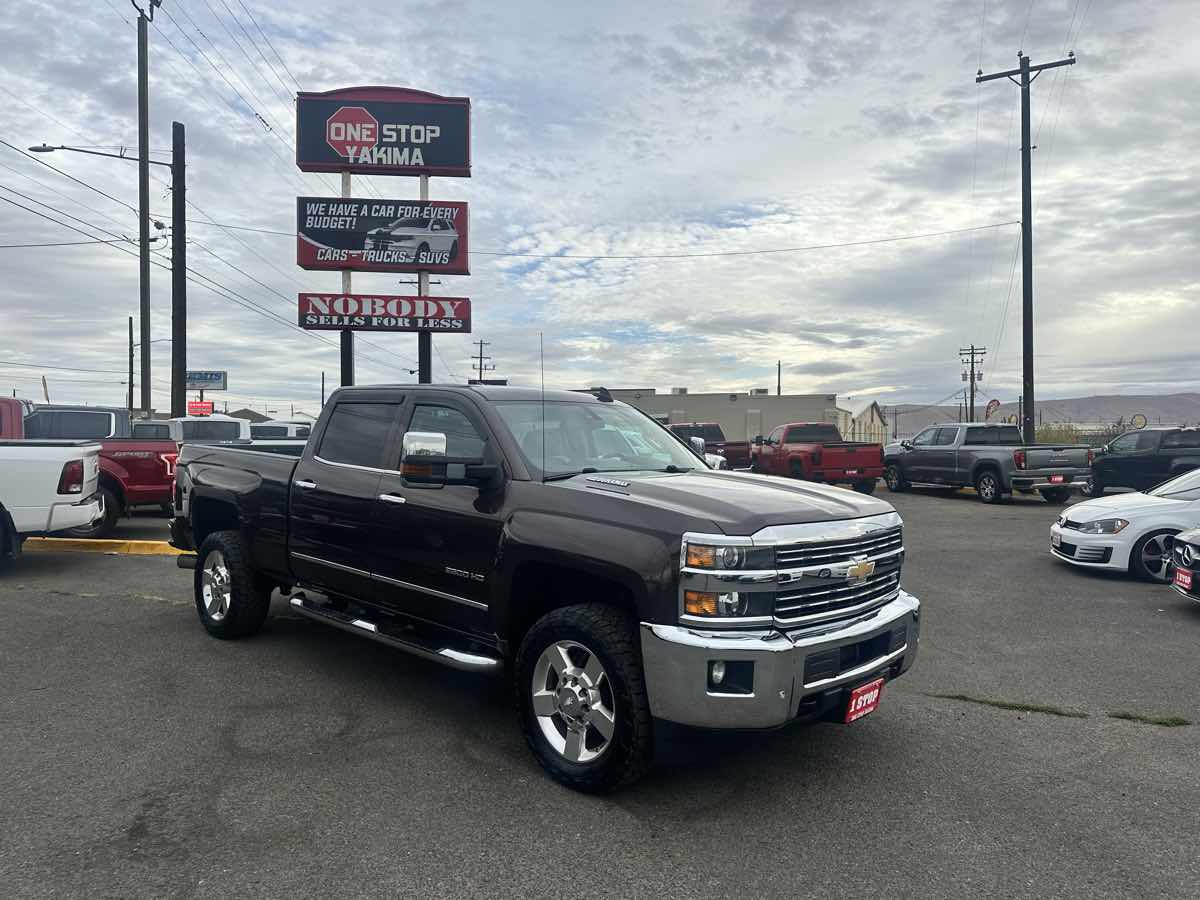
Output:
[{"xmin": 688, "ymin": 436, "xmax": 706, "ymax": 456}]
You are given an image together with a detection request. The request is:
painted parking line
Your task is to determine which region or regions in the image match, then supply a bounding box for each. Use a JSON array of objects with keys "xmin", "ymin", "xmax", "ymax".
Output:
[{"xmin": 23, "ymin": 538, "xmax": 188, "ymax": 556}]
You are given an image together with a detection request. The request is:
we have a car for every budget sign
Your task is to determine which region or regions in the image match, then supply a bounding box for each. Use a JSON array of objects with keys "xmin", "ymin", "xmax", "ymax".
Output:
[{"xmin": 297, "ymin": 197, "xmax": 469, "ymax": 275}]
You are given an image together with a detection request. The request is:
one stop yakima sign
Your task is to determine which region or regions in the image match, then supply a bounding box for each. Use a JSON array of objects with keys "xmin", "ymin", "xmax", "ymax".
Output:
[{"xmin": 325, "ymin": 106, "xmax": 378, "ymax": 158}]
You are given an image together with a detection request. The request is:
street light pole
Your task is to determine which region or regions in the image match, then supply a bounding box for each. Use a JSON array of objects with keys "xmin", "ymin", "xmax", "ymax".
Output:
[
  {"xmin": 170, "ymin": 121, "xmax": 186, "ymax": 418},
  {"xmin": 135, "ymin": 3, "xmax": 154, "ymax": 412}
]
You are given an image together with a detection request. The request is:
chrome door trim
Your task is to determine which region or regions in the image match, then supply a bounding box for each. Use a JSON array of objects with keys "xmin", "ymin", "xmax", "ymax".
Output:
[
  {"xmin": 373, "ymin": 572, "xmax": 489, "ymax": 610},
  {"xmin": 378, "ymin": 493, "xmax": 407, "ymax": 504},
  {"xmin": 313, "ymin": 454, "xmax": 394, "ymax": 475},
  {"xmin": 290, "ymin": 551, "xmax": 371, "ymax": 579},
  {"xmin": 294, "ymin": 479, "xmax": 317, "ymax": 489}
]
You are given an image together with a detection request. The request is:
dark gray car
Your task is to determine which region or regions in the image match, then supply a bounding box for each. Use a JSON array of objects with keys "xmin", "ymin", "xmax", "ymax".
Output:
[{"xmin": 884, "ymin": 423, "xmax": 1091, "ymax": 504}]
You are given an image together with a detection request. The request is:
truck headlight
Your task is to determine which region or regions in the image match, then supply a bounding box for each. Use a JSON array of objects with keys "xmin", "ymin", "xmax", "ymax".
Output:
[
  {"xmin": 1077, "ymin": 518, "xmax": 1129, "ymax": 534},
  {"xmin": 684, "ymin": 542, "xmax": 773, "ymax": 570}
]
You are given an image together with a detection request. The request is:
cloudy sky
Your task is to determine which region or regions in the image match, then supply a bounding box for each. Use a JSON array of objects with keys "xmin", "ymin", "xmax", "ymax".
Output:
[{"xmin": 1, "ymin": 0, "xmax": 1196, "ymax": 414}]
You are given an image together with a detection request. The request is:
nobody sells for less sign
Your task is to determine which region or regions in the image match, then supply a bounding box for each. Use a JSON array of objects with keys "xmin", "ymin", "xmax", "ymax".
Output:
[{"xmin": 299, "ymin": 293, "xmax": 472, "ymax": 333}]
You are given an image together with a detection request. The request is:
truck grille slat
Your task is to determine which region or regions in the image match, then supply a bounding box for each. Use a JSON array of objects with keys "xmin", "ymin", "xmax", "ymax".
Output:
[
  {"xmin": 775, "ymin": 526, "xmax": 903, "ymax": 568},
  {"xmin": 775, "ymin": 573, "xmax": 902, "ymax": 617}
]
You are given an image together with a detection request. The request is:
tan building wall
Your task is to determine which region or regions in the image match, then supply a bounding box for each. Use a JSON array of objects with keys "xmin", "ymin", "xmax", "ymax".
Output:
[
  {"xmin": 846, "ymin": 402, "xmax": 889, "ymax": 444},
  {"xmin": 604, "ymin": 389, "xmax": 840, "ymax": 442}
]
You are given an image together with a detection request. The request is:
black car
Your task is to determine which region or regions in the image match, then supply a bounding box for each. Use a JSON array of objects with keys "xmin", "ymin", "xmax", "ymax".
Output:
[{"xmin": 1086, "ymin": 427, "xmax": 1200, "ymax": 496}]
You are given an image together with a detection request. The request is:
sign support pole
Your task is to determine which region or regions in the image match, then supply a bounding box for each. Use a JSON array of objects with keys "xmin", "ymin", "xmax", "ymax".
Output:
[
  {"xmin": 417, "ymin": 174, "xmax": 432, "ymax": 384},
  {"xmin": 340, "ymin": 171, "xmax": 355, "ymax": 386}
]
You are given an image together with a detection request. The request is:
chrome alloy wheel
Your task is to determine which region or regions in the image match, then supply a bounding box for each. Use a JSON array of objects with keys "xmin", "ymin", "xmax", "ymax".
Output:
[
  {"xmin": 201, "ymin": 550, "xmax": 232, "ymax": 622},
  {"xmin": 1139, "ymin": 533, "xmax": 1173, "ymax": 582},
  {"xmin": 885, "ymin": 465, "xmax": 901, "ymax": 490},
  {"xmin": 978, "ymin": 472, "xmax": 998, "ymax": 501},
  {"xmin": 531, "ymin": 640, "xmax": 616, "ymax": 764}
]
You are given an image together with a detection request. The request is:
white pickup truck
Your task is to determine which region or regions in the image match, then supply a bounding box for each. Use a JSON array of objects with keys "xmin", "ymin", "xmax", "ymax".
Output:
[{"xmin": 0, "ymin": 440, "xmax": 102, "ymax": 569}]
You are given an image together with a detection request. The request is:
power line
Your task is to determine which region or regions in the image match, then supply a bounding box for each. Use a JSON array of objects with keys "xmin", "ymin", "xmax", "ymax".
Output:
[
  {"xmin": 236, "ymin": 0, "xmax": 302, "ymax": 90},
  {"xmin": 0, "ymin": 238, "xmax": 130, "ymax": 249},
  {"xmin": 0, "ymin": 138, "xmax": 137, "ymax": 214},
  {"xmin": 0, "ymin": 359, "xmax": 126, "ymax": 374}
]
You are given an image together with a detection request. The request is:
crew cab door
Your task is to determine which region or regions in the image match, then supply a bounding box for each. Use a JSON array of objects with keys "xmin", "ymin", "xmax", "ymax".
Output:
[
  {"xmin": 1099, "ymin": 430, "xmax": 1159, "ymax": 490},
  {"xmin": 288, "ymin": 399, "xmax": 403, "ymax": 599},
  {"xmin": 901, "ymin": 427, "xmax": 939, "ymax": 481},
  {"xmin": 922, "ymin": 426, "xmax": 961, "ymax": 483},
  {"xmin": 371, "ymin": 395, "xmax": 502, "ymax": 637},
  {"xmin": 758, "ymin": 426, "xmax": 784, "ymax": 473}
]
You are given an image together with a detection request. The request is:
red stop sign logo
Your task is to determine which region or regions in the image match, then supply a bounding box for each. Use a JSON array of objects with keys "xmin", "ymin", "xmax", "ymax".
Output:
[{"xmin": 326, "ymin": 106, "xmax": 379, "ymax": 158}]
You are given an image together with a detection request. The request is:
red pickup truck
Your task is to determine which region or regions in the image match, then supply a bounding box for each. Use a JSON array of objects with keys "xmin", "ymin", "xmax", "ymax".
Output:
[
  {"xmin": 667, "ymin": 422, "xmax": 752, "ymax": 469},
  {"xmin": 751, "ymin": 422, "xmax": 884, "ymax": 493},
  {"xmin": 0, "ymin": 398, "xmax": 178, "ymax": 537}
]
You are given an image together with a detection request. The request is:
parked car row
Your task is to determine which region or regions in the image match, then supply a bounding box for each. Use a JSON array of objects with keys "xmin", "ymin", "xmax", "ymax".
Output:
[{"xmin": 0, "ymin": 398, "xmax": 311, "ymax": 538}]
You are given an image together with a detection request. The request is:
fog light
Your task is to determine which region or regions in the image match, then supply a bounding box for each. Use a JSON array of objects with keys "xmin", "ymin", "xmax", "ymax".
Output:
[{"xmin": 710, "ymin": 660, "xmax": 726, "ymax": 685}]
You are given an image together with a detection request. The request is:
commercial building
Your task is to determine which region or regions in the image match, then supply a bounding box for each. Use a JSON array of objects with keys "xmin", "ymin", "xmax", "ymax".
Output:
[{"xmin": 602, "ymin": 388, "xmax": 841, "ymax": 442}]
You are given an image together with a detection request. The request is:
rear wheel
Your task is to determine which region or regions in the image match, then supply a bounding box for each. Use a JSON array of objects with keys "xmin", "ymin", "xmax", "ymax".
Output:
[
  {"xmin": 1040, "ymin": 487, "xmax": 1072, "ymax": 504},
  {"xmin": 194, "ymin": 530, "xmax": 271, "ymax": 639},
  {"xmin": 853, "ymin": 479, "xmax": 877, "ymax": 495},
  {"xmin": 65, "ymin": 486, "xmax": 120, "ymax": 539},
  {"xmin": 884, "ymin": 464, "xmax": 908, "ymax": 492},
  {"xmin": 975, "ymin": 469, "xmax": 1004, "ymax": 504},
  {"xmin": 1130, "ymin": 530, "xmax": 1176, "ymax": 582},
  {"xmin": 515, "ymin": 604, "xmax": 653, "ymax": 793},
  {"xmin": 1082, "ymin": 475, "xmax": 1105, "ymax": 497}
]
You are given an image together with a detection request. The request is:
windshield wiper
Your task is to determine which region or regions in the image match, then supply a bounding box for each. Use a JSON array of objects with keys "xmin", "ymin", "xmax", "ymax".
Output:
[
  {"xmin": 660, "ymin": 464, "xmax": 694, "ymax": 473},
  {"xmin": 543, "ymin": 468, "xmax": 598, "ymax": 482}
]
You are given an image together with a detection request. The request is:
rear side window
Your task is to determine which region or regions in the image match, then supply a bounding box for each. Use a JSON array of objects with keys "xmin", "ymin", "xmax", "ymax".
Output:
[
  {"xmin": 700, "ymin": 424, "xmax": 725, "ymax": 442},
  {"xmin": 963, "ymin": 426, "xmax": 1020, "ymax": 445},
  {"xmin": 672, "ymin": 424, "xmax": 699, "ymax": 440},
  {"xmin": 317, "ymin": 403, "xmax": 399, "ymax": 468},
  {"xmin": 26, "ymin": 410, "xmax": 114, "ymax": 439},
  {"xmin": 786, "ymin": 425, "xmax": 842, "ymax": 442},
  {"xmin": 251, "ymin": 425, "xmax": 288, "ymax": 439},
  {"xmin": 1161, "ymin": 430, "xmax": 1200, "ymax": 449}
]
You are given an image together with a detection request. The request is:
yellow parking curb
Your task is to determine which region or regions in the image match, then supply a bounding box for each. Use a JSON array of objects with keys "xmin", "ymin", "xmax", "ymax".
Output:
[{"xmin": 23, "ymin": 538, "xmax": 189, "ymax": 557}]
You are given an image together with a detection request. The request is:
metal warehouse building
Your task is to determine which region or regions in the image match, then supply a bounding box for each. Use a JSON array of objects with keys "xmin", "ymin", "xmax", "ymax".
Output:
[{"xmin": 601, "ymin": 388, "xmax": 843, "ymax": 443}]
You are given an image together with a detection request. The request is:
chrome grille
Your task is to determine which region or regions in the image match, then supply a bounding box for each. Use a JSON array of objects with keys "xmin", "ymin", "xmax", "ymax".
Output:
[
  {"xmin": 775, "ymin": 568, "xmax": 902, "ymax": 622},
  {"xmin": 775, "ymin": 526, "xmax": 903, "ymax": 569}
]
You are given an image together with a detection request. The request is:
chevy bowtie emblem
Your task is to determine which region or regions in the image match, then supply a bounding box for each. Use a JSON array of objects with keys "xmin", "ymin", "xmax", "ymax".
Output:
[{"xmin": 846, "ymin": 558, "xmax": 876, "ymax": 580}]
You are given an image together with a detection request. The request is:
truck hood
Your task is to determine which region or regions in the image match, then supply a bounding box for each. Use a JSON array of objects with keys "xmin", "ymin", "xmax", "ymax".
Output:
[{"xmin": 553, "ymin": 469, "xmax": 894, "ymax": 535}]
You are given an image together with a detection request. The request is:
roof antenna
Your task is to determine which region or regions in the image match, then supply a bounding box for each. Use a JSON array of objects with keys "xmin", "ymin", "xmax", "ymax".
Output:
[{"xmin": 539, "ymin": 331, "xmax": 546, "ymax": 483}]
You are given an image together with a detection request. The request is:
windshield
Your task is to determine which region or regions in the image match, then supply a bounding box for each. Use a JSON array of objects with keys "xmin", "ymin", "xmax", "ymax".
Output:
[
  {"xmin": 494, "ymin": 401, "xmax": 704, "ymax": 478},
  {"xmin": 1147, "ymin": 467, "xmax": 1200, "ymax": 499}
]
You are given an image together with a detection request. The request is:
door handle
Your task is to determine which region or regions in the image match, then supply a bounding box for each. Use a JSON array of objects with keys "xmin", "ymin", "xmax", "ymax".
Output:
[
  {"xmin": 294, "ymin": 479, "xmax": 317, "ymax": 489},
  {"xmin": 378, "ymin": 493, "xmax": 407, "ymax": 504}
]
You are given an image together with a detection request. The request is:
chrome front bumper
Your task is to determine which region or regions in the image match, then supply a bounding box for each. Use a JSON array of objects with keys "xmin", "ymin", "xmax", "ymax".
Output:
[{"xmin": 640, "ymin": 590, "xmax": 920, "ymax": 729}]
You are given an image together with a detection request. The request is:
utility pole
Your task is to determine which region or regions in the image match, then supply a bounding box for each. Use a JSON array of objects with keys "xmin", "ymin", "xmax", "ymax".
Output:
[
  {"xmin": 170, "ymin": 121, "xmax": 186, "ymax": 418},
  {"xmin": 959, "ymin": 345, "xmax": 986, "ymax": 422},
  {"xmin": 978, "ymin": 50, "xmax": 1075, "ymax": 444},
  {"xmin": 132, "ymin": 1, "xmax": 161, "ymax": 412},
  {"xmin": 321, "ymin": 371, "xmax": 326, "ymax": 406},
  {"xmin": 470, "ymin": 340, "xmax": 495, "ymax": 382},
  {"xmin": 892, "ymin": 407, "xmax": 898, "ymax": 439},
  {"xmin": 417, "ymin": 174, "xmax": 432, "ymax": 383},
  {"xmin": 777, "ymin": 361, "xmax": 782, "ymax": 396},
  {"xmin": 127, "ymin": 316, "xmax": 134, "ymax": 412}
]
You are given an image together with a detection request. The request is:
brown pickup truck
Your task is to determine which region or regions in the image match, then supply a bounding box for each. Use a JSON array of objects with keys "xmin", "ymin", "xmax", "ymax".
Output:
[{"xmin": 667, "ymin": 422, "xmax": 752, "ymax": 469}]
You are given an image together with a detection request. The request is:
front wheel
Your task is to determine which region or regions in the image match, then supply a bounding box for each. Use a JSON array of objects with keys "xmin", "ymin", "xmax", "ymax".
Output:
[
  {"xmin": 1081, "ymin": 475, "xmax": 1105, "ymax": 498},
  {"xmin": 515, "ymin": 604, "xmax": 653, "ymax": 793},
  {"xmin": 884, "ymin": 464, "xmax": 908, "ymax": 492},
  {"xmin": 975, "ymin": 469, "xmax": 1004, "ymax": 504},
  {"xmin": 1130, "ymin": 530, "xmax": 1176, "ymax": 582},
  {"xmin": 194, "ymin": 530, "xmax": 271, "ymax": 639},
  {"xmin": 1040, "ymin": 487, "xmax": 1072, "ymax": 504},
  {"xmin": 853, "ymin": 479, "xmax": 877, "ymax": 495}
]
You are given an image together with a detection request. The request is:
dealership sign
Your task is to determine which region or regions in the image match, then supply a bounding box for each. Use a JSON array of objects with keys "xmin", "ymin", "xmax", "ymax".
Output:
[
  {"xmin": 185, "ymin": 370, "xmax": 227, "ymax": 391},
  {"xmin": 296, "ymin": 197, "xmax": 469, "ymax": 275},
  {"xmin": 299, "ymin": 294, "xmax": 471, "ymax": 333},
  {"xmin": 187, "ymin": 400, "xmax": 214, "ymax": 416},
  {"xmin": 296, "ymin": 87, "xmax": 470, "ymax": 177}
]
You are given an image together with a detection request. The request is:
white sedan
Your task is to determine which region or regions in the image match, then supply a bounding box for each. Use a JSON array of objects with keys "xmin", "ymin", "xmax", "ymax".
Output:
[{"xmin": 1049, "ymin": 468, "xmax": 1200, "ymax": 581}]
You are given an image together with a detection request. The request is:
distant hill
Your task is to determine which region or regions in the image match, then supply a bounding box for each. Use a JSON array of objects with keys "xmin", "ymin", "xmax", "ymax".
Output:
[{"xmin": 887, "ymin": 393, "xmax": 1200, "ymax": 438}]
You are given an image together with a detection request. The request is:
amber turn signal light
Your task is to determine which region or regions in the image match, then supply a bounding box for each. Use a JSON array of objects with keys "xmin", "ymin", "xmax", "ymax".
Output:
[
  {"xmin": 684, "ymin": 590, "xmax": 719, "ymax": 616},
  {"xmin": 686, "ymin": 545, "xmax": 716, "ymax": 568}
]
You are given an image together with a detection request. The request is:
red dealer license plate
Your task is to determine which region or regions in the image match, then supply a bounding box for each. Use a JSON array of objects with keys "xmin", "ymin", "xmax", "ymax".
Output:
[
  {"xmin": 845, "ymin": 677, "xmax": 885, "ymax": 724},
  {"xmin": 1175, "ymin": 568, "xmax": 1193, "ymax": 591},
  {"xmin": 1049, "ymin": 474, "xmax": 1065, "ymax": 484},
  {"xmin": 845, "ymin": 469, "xmax": 860, "ymax": 476}
]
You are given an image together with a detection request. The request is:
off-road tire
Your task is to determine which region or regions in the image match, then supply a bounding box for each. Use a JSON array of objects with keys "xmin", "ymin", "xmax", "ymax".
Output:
[
  {"xmin": 1040, "ymin": 487, "xmax": 1072, "ymax": 504},
  {"xmin": 884, "ymin": 464, "xmax": 908, "ymax": 492},
  {"xmin": 789, "ymin": 461, "xmax": 806, "ymax": 480},
  {"xmin": 65, "ymin": 486, "xmax": 120, "ymax": 539},
  {"xmin": 975, "ymin": 469, "xmax": 1004, "ymax": 504},
  {"xmin": 853, "ymin": 479, "xmax": 877, "ymax": 495},
  {"xmin": 1129, "ymin": 530, "xmax": 1176, "ymax": 583},
  {"xmin": 194, "ymin": 530, "xmax": 271, "ymax": 639},
  {"xmin": 515, "ymin": 603, "xmax": 653, "ymax": 793}
]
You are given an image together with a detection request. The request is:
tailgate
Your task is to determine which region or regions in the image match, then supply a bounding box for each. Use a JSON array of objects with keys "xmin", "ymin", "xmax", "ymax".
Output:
[
  {"xmin": 820, "ymin": 445, "xmax": 882, "ymax": 469},
  {"xmin": 1025, "ymin": 446, "xmax": 1090, "ymax": 470}
]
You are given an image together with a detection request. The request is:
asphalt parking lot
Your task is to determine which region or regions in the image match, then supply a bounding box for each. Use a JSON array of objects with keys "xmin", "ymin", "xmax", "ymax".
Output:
[{"xmin": 3, "ymin": 487, "xmax": 1198, "ymax": 898}]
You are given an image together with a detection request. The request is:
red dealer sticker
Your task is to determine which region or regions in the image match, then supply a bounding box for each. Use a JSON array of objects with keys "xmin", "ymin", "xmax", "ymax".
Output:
[{"xmin": 298, "ymin": 294, "xmax": 471, "ymax": 333}]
